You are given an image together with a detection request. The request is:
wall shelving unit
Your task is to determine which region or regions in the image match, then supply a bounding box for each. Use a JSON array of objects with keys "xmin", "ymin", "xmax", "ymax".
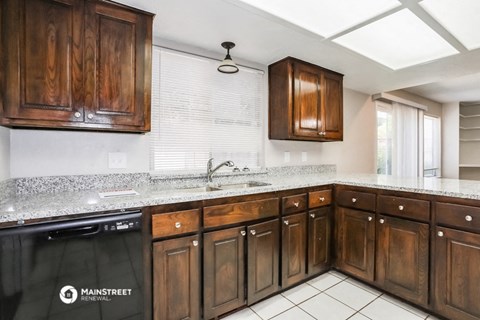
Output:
[{"xmin": 459, "ymin": 103, "xmax": 480, "ymax": 180}]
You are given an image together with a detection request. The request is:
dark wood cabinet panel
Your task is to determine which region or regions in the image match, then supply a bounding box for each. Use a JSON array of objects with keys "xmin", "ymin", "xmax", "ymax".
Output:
[
  {"xmin": 309, "ymin": 189, "xmax": 332, "ymax": 208},
  {"xmin": 269, "ymin": 57, "xmax": 343, "ymax": 142},
  {"xmin": 153, "ymin": 235, "xmax": 200, "ymax": 320},
  {"xmin": 281, "ymin": 212, "xmax": 307, "ymax": 287},
  {"xmin": 336, "ymin": 207, "xmax": 375, "ymax": 281},
  {"xmin": 1, "ymin": 0, "xmax": 152, "ymax": 132},
  {"xmin": 151, "ymin": 209, "xmax": 200, "ymax": 239},
  {"xmin": 2, "ymin": 0, "xmax": 84, "ymax": 122},
  {"xmin": 434, "ymin": 227, "xmax": 480, "ymax": 320},
  {"xmin": 376, "ymin": 215, "xmax": 429, "ymax": 306},
  {"xmin": 336, "ymin": 190, "xmax": 376, "ymax": 211},
  {"xmin": 307, "ymin": 207, "xmax": 331, "ymax": 276},
  {"xmin": 247, "ymin": 219, "xmax": 280, "ymax": 304},
  {"xmin": 282, "ymin": 193, "xmax": 307, "ymax": 215},
  {"xmin": 203, "ymin": 226, "xmax": 245, "ymax": 319},
  {"xmin": 378, "ymin": 195, "xmax": 430, "ymax": 222}
]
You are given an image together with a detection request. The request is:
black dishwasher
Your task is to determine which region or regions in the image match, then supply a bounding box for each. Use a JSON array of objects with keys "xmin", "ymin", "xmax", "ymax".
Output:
[{"xmin": 0, "ymin": 210, "xmax": 144, "ymax": 320}]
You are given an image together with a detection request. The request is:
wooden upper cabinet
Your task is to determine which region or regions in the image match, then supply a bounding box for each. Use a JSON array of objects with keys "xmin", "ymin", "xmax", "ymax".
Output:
[
  {"xmin": 0, "ymin": 0, "xmax": 153, "ymax": 132},
  {"xmin": 269, "ymin": 57, "xmax": 343, "ymax": 142},
  {"xmin": 2, "ymin": 0, "xmax": 84, "ymax": 123}
]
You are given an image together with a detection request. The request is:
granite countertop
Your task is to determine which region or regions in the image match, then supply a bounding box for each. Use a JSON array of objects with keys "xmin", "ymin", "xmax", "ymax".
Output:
[{"xmin": 2, "ymin": 173, "xmax": 480, "ymax": 226}]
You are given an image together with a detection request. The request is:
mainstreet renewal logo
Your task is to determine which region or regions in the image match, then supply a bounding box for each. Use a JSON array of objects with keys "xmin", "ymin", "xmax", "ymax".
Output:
[{"xmin": 59, "ymin": 285, "xmax": 132, "ymax": 304}]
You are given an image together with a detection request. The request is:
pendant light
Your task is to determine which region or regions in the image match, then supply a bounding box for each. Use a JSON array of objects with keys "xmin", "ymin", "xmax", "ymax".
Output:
[{"xmin": 218, "ymin": 41, "xmax": 239, "ymax": 74}]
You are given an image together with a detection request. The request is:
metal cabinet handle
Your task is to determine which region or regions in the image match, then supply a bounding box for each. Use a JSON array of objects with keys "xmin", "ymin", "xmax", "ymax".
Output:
[
  {"xmin": 437, "ymin": 231, "xmax": 444, "ymax": 237},
  {"xmin": 293, "ymin": 202, "xmax": 300, "ymax": 208},
  {"xmin": 175, "ymin": 222, "xmax": 181, "ymax": 229},
  {"xmin": 319, "ymin": 197, "xmax": 325, "ymax": 202},
  {"xmin": 368, "ymin": 216, "xmax": 373, "ymax": 221},
  {"xmin": 250, "ymin": 230, "xmax": 256, "ymax": 236},
  {"xmin": 74, "ymin": 111, "xmax": 82, "ymax": 118},
  {"xmin": 398, "ymin": 205, "xmax": 404, "ymax": 211},
  {"xmin": 379, "ymin": 218, "xmax": 385, "ymax": 224},
  {"xmin": 318, "ymin": 132, "xmax": 326, "ymax": 136},
  {"xmin": 310, "ymin": 213, "xmax": 315, "ymax": 218},
  {"xmin": 87, "ymin": 113, "xmax": 94, "ymax": 119},
  {"xmin": 192, "ymin": 240, "xmax": 198, "ymax": 247},
  {"xmin": 284, "ymin": 220, "xmax": 289, "ymax": 226},
  {"xmin": 352, "ymin": 198, "xmax": 357, "ymax": 203},
  {"xmin": 465, "ymin": 215, "xmax": 473, "ymax": 222},
  {"xmin": 240, "ymin": 230, "xmax": 246, "ymax": 236}
]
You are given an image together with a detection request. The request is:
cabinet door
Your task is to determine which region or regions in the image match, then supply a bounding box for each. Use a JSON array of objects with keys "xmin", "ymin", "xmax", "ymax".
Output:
[
  {"xmin": 336, "ymin": 207, "xmax": 375, "ymax": 281},
  {"xmin": 282, "ymin": 212, "xmax": 307, "ymax": 287},
  {"xmin": 247, "ymin": 219, "xmax": 279, "ymax": 304},
  {"xmin": 434, "ymin": 227, "xmax": 480, "ymax": 320},
  {"xmin": 308, "ymin": 207, "xmax": 331, "ymax": 276},
  {"xmin": 292, "ymin": 62, "xmax": 322, "ymax": 138},
  {"xmin": 376, "ymin": 215, "xmax": 429, "ymax": 306},
  {"xmin": 84, "ymin": 1, "xmax": 151, "ymax": 130},
  {"xmin": 204, "ymin": 226, "xmax": 245, "ymax": 319},
  {"xmin": 322, "ymin": 72, "xmax": 343, "ymax": 140},
  {"xmin": 153, "ymin": 235, "xmax": 200, "ymax": 320},
  {"xmin": 2, "ymin": 0, "xmax": 84, "ymax": 123}
]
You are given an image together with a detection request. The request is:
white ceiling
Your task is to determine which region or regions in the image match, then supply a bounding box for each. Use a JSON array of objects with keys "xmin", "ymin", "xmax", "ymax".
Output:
[{"xmin": 117, "ymin": 0, "xmax": 480, "ymax": 103}]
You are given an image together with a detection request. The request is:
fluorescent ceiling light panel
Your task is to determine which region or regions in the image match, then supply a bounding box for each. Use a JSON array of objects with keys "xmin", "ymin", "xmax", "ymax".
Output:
[
  {"xmin": 235, "ymin": 0, "xmax": 401, "ymax": 38},
  {"xmin": 420, "ymin": 0, "xmax": 480, "ymax": 50},
  {"xmin": 333, "ymin": 9, "xmax": 458, "ymax": 70}
]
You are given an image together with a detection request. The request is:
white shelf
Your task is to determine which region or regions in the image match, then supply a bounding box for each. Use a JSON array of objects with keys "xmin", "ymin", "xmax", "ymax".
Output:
[
  {"xmin": 460, "ymin": 139, "xmax": 480, "ymax": 142},
  {"xmin": 459, "ymin": 164, "xmax": 480, "ymax": 168},
  {"xmin": 460, "ymin": 114, "xmax": 480, "ymax": 118},
  {"xmin": 460, "ymin": 126, "xmax": 480, "ymax": 130}
]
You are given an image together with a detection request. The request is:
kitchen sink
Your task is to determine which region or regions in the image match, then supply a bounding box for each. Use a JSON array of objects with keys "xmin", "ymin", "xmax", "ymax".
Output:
[{"xmin": 178, "ymin": 181, "xmax": 271, "ymax": 192}]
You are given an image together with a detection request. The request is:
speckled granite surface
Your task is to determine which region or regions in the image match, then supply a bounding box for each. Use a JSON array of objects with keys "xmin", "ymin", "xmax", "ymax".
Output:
[{"xmin": 2, "ymin": 169, "xmax": 480, "ymax": 226}]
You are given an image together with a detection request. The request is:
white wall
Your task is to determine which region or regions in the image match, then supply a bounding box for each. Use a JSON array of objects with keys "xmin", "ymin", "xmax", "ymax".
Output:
[
  {"xmin": 0, "ymin": 126, "xmax": 10, "ymax": 180},
  {"xmin": 10, "ymin": 129, "xmax": 150, "ymax": 178},
  {"xmin": 264, "ymin": 88, "xmax": 376, "ymax": 174},
  {"xmin": 442, "ymin": 102, "xmax": 459, "ymax": 178}
]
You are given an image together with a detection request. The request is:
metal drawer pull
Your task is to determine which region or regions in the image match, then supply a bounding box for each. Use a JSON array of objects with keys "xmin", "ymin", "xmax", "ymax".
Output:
[
  {"xmin": 192, "ymin": 240, "xmax": 198, "ymax": 247},
  {"xmin": 310, "ymin": 213, "xmax": 315, "ymax": 218},
  {"xmin": 368, "ymin": 216, "xmax": 373, "ymax": 221},
  {"xmin": 319, "ymin": 197, "xmax": 325, "ymax": 202},
  {"xmin": 293, "ymin": 202, "xmax": 300, "ymax": 208},
  {"xmin": 175, "ymin": 222, "xmax": 181, "ymax": 229},
  {"xmin": 87, "ymin": 113, "xmax": 94, "ymax": 119},
  {"xmin": 240, "ymin": 230, "xmax": 246, "ymax": 236},
  {"xmin": 74, "ymin": 112, "xmax": 81, "ymax": 118},
  {"xmin": 379, "ymin": 218, "xmax": 385, "ymax": 224},
  {"xmin": 352, "ymin": 198, "xmax": 357, "ymax": 203},
  {"xmin": 398, "ymin": 205, "xmax": 404, "ymax": 211},
  {"xmin": 437, "ymin": 231, "xmax": 444, "ymax": 237},
  {"xmin": 250, "ymin": 230, "xmax": 256, "ymax": 236},
  {"xmin": 465, "ymin": 215, "xmax": 473, "ymax": 222},
  {"xmin": 284, "ymin": 220, "xmax": 289, "ymax": 226}
]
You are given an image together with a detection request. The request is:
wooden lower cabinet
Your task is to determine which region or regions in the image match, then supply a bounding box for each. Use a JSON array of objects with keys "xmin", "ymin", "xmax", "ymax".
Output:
[
  {"xmin": 307, "ymin": 207, "xmax": 331, "ymax": 276},
  {"xmin": 204, "ymin": 220, "xmax": 280, "ymax": 319},
  {"xmin": 336, "ymin": 207, "xmax": 375, "ymax": 281},
  {"xmin": 203, "ymin": 226, "xmax": 245, "ymax": 320},
  {"xmin": 281, "ymin": 212, "xmax": 307, "ymax": 287},
  {"xmin": 434, "ymin": 227, "xmax": 480, "ymax": 320},
  {"xmin": 153, "ymin": 235, "xmax": 200, "ymax": 320},
  {"xmin": 376, "ymin": 215, "xmax": 429, "ymax": 307}
]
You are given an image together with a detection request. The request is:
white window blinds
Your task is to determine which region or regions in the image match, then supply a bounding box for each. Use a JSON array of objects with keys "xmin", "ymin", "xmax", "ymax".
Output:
[{"xmin": 150, "ymin": 47, "xmax": 264, "ymax": 172}]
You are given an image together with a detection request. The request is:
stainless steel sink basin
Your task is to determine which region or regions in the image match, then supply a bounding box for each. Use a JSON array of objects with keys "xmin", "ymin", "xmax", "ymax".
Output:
[
  {"xmin": 217, "ymin": 181, "xmax": 271, "ymax": 190},
  {"xmin": 178, "ymin": 181, "xmax": 271, "ymax": 192}
]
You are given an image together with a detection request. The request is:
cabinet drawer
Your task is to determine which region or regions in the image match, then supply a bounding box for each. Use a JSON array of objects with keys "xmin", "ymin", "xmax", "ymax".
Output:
[
  {"xmin": 436, "ymin": 202, "xmax": 480, "ymax": 231},
  {"xmin": 282, "ymin": 193, "xmax": 307, "ymax": 215},
  {"xmin": 378, "ymin": 195, "xmax": 430, "ymax": 222},
  {"xmin": 152, "ymin": 209, "xmax": 200, "ymax": 239},
  {"xmin": 204, "ymin": 198, "xmax": 279, "ymax": 228},
  {"xmin": 336, "ymin": 190, "xmax": 376, "ymax": 211},
  {"xmin": 309, "ymin": 190, "xmax": 332, "ymax": 208}
]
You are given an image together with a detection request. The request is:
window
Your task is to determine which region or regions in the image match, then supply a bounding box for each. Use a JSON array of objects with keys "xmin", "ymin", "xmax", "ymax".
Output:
[
  {"xmin": 423, "ymin": 115, "xmax": 441, "ymax": 177},
  {"xmin": 376, "ymin": 103, "xmax": 393, "ymax": 175},
  {"xmin": 150, "ymin": 47, "xmax": 264, "ymax": 172}
]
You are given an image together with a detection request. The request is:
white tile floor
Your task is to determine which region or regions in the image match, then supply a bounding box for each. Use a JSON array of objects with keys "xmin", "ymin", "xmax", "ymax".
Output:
[{"xmin": 223, "ymin": 271, "xmax": 441, "ymax": 320}]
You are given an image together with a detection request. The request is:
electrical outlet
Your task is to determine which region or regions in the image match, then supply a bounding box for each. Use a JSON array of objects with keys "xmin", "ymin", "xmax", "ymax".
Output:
[
  {"xmin": 108, "ymin": 152, "xmax": 127, "ymax": 169},
  {"xmin": 302, "ymin": 152, "xmax": 308, "ymax": 162},
  {"xmin": 284, "ymin": 151, "xmax": 290, "ymax": 163}
]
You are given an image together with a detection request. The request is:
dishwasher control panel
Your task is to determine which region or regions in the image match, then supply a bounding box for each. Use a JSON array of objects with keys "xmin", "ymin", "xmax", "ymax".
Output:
[{"xmin": 102, "ymin": 216, "xmax": 141, "ymax": 232}]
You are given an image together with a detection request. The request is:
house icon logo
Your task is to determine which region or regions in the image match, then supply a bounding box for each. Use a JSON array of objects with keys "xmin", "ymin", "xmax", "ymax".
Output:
[{"xmin": 59, "ymin": 285, "xmax": 78, "ymax": 304}]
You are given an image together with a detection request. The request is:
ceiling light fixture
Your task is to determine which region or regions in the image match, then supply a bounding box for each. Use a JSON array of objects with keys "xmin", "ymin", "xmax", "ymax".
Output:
[{"xmin": 218, "ymin": 42, "xmax": 239, "ymax": 74}]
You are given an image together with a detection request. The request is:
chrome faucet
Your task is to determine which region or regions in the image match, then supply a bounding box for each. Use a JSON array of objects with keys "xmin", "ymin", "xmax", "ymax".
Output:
[{"xmin": 207, "ymin": 158, "xmax": 235, "ymax": 183}]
